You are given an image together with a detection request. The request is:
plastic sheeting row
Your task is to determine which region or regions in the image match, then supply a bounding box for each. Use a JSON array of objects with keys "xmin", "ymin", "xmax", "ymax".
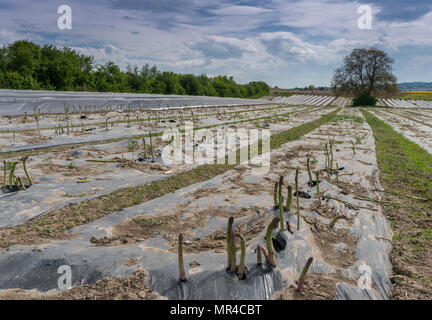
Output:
[{"xmin": 0, "ymin": 89, "xmax": 269, "ymax": 116}]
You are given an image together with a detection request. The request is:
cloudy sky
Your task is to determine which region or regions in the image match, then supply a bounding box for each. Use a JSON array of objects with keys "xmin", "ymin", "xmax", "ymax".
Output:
[{"xmin": 0, "ymin": 0, "xmax": 431, "ymax": 88}]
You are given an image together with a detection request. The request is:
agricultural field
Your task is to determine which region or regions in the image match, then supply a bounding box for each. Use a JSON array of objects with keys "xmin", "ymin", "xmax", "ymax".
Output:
[
  {"xmin": 399, "ymin": 91, "xmax": 432, "ymax": 101},
  {"xmin": 0, "ymin": 92, "xmax": 431, "ymax": 301}
]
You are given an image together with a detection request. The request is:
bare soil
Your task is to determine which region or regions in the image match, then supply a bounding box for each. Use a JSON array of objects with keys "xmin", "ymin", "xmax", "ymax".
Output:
[
  {"xmin": 32, "ymin": 162, "xmax": 111, "ymax": 177},
  {"xmin": 303, "ymin": 216, "xmax": 358, "ymax": 268},
  {"xmin": 0, "ymin": 269, "xmax": 159, "ymax": 300},
  {"xmin": 273, "ymin": 272, "xmax": 357, "ymax": 300},
  {"xmin": 90, "ymin": 205, "xmax": 270, "ymax": 254}
]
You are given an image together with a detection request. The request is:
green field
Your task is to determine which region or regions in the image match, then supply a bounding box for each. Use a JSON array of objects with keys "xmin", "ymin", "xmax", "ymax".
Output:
[{"xmin": 399, "ymin": 91, "xmax": 432, "ymax": 100}]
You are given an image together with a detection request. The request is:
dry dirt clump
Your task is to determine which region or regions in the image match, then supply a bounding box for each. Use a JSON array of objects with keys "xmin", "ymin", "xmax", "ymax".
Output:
[
  {"xmin": 113, "ymin": 158, "xmax": 171, "ymax": 173},
  {"xmin": 167, "ymin": 210, "xmax": 272, "ymax": 254},
  {"xmin": 57, "ymin": 269, "xmax": 160, "ymax": 300},
  {"xmin": 32, "ymin": 162, "xmax": 111, "ymax": 177},
  {"xmin": 23, "ymin": 136, "xmax": 52, "ymax": 144},
  {"xmin": 19, "ymin": 130, "xmax": 41, "ymax": 137},
  {"xmin": 189, "ymin": 260, "xmax": 201, "ymax": 267},
  {"xmin": 0, "ymin": 269, "xmax": 159, "ymax": 300},
  {"xmin": 311, "ymin": 201, "xmax": 342, "ymax": 220},
  {"xmin": 205, "ymin": 205, "xmax": 252, "ymax": 218},
  {"xmin": 189, "ymin": 187, "xmax": 220, "ymax": 199},
  {"xmin": 90, "ymin": 206, "xmax": 269, "ymax": 253},
  {"xmin": 303, "ymin": 216, "xmax": 358, "ymax": 268},
  {"xmin": 90, "ymin": 211, "xmax": 204, "ymax": 247},
  {"xmin": 273, "ymin": 272, "xmax": 357, "ymax": 300},
  {"xmin": 60, "ymin": 147, "xmax": 109, "ymax": 160},
  {"xmin": 333, "ymin": 180, "xmax": 365, "ymax": 198},
  {"xmin": 123, "ymin": 257, "xmax": 141, "ymax": 267},
  {"xmin": 227, "ymin": 171, "xmax": 274, "ymax": 196},
  {"xmin": 70, "ymin": 130, "xmax": 93, "ymax": 137},
  {"xmin": 232, "ymin": 181, "xmax": 270, "ymax": 196},
  {"xmin": 180, "ymin": 229, "xmax": 227, "ymax": 253},
  {"xmin": 271, "ymin": 144, "xmax": 319, "ymax": 167}
]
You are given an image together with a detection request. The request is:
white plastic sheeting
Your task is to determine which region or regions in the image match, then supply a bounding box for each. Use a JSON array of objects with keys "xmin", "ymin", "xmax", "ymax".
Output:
[
  {"xmin": 379, "ymin": 97, "xmax": 432, "ymax": 109},
  {"xmin": 272, "ymin": 94, "xmax": 337, "ymax": 106},
  {"xmin": 272, "ymin": 94, "xmax": 432, "ymax": 109},
  {"xmin": 0, "ymin": 89, "xmax": 269, "ymax": 116}
]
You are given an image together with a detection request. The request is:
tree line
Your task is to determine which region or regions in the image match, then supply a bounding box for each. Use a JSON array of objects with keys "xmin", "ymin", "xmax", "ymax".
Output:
[{"xmin": 0, "ymin": 40, "xmax": 270, "ymax": 98}]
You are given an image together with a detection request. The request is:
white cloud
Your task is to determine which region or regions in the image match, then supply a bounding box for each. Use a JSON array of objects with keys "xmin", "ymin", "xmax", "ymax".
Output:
[
  {"xmin": 209, "ymin": 5, "xmax": 274, "ymax": 16},
  {"xmin": 0, "ymin": 0, "xmax": 430, "ymax": 87},
  {"xmin": 0, "ymin": 29, "xmax": 20, "ymax": 44}
]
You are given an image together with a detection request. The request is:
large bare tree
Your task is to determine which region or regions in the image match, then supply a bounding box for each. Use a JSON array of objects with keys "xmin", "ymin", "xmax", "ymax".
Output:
[{"xmin": 332, "ymin": 47, "xmax": 397, "ymax": 97}]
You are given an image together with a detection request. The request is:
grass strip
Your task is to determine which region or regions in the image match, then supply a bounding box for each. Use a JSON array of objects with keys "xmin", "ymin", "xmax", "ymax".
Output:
[
  {"xmin": 0, "ymin": 108, "xmax": 340, "ymax": 249},
  {"xmin": 361, "ymin": 109, "xmax": 432, "ymax": 299}
]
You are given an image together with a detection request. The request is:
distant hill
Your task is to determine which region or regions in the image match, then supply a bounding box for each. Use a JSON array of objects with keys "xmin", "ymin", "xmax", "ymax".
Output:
[{"xmin": 398, "ymin": 82, "xmax": 432, "ymax": 91}]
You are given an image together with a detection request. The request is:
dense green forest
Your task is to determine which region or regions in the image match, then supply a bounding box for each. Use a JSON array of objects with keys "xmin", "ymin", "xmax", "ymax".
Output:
[{"xmin": 0, "ymin": 40, "xmax": 270, "ymax": 98}]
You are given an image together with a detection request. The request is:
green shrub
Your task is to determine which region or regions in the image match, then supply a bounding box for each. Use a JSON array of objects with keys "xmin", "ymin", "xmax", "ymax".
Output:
[{"xmin": 352, "ymin": 94, "xmax": 377, "ymax": 106}]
